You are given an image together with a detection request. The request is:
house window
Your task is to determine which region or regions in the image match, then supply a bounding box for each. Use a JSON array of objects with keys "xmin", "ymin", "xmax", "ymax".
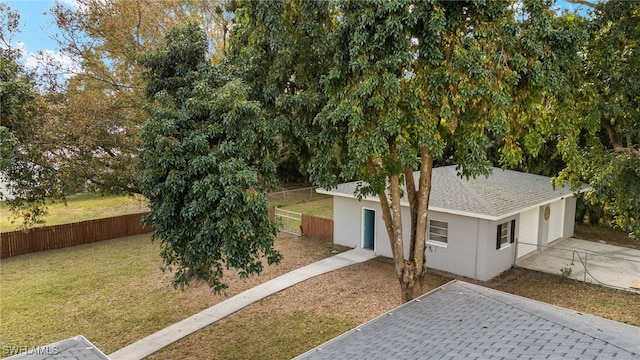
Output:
[
  {"xmin": 428, "ymin": 220, "xmax": 448, "ymax": 247},
  {"xmin": 496, "ymin": 219, "xmax": 516, "ymax": 249}
]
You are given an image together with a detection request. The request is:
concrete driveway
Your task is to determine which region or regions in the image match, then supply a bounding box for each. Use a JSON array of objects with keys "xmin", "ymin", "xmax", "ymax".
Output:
[{"xmin": 517, "ymin": 238, "xmax": 640, "ymax": 292}]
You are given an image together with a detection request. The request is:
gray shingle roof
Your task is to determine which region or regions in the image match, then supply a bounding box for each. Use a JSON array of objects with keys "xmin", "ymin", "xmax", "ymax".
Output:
[
  {"xmin": 318, "ymin": 166, "xmax": 583, "ymax": 220},
  {"xmin": 4, "ymin": 335, "xmax": 109, "ymax": 360},
  {"xmin": 295, "ymin": 281, "xmax": 640, "ymax": 360}
]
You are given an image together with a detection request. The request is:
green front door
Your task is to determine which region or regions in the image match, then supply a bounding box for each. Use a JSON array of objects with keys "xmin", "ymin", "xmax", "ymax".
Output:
[{"xmin": 363, "ymin": 209, "xmax": 375, "ymax": 249}]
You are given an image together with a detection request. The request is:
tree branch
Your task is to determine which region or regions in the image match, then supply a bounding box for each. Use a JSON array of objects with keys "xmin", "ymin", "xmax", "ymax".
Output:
[
  {"xmin": 601, "ymin": 116, "xmax": 623, "ymax": 150},
  {"xmin": 600, "ymin": 116, "xmax": 640, "ymax": 159},
  {"xmin": 566, "ymin": 0, "xmax": 596, "ymax": 8},
  {"xmin": 404, "ymin": 165, "xmax": 418, "ymax": 249}
]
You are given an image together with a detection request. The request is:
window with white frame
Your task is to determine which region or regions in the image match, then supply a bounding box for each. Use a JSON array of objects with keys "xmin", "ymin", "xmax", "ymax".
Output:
[
  {"xmin": 497, "ymin": 219, "xmax": 516, "ymax": 249},
  {"xmin": 428, "ymin": 219, "xmax": 448, "ymax": 247}
]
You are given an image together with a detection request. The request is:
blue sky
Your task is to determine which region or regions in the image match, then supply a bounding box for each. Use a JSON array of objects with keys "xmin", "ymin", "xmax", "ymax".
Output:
[
  {"xmin": 5, "ymin": 0, "xmax": 591, "ymax": 70},
  {"xmin": 5, "ymin": 0, "xmax": 77, "ymax": 69}
]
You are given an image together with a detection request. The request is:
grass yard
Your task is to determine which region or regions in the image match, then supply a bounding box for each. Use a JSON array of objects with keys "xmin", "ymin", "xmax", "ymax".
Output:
[
  {"xmin": 0, "ymin": 233, "xmax": 345, "ymax": 357},
  {"xmin": 0, "ymin": 193, "xmax": 149, "ymax": 232},
  {"xmin": 0, "ymin": 190, "xmax": 333, "ymax": 232},
  {"xmin": 1, "ymin": 219, "xmax": 637, "ymax": 359},
  {"xmin": 280, "ymin": 197, "xmax": 333, "ymax": 219}
]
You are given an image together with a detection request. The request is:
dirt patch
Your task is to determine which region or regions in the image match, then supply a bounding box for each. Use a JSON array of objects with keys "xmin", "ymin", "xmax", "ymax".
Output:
[
  {"xmin": 148, "ymin": 244, "xmax": 638, "ymax": 359},
  {"xmin": 165, "ymin": 233, "xmax": 349, "ymax": 315},
  {"xmin": 574, "ymin": 223, "xmax": 640, "ymax": 250}
]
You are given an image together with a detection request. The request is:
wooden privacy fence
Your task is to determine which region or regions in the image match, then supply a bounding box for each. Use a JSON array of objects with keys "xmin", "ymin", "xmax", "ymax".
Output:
[
  {"xmin": 1, "ymin": 210, "xmax": 334, "ymax": 259},
  {"xmin": 269, "ymin": 208, "xmax": 333, "ymax": 242},
  {"xmin": 0, "ymin": 212, "xmax": 152, "ymax": 259},
  {"xmin": 301, "ymin": 215, "xmax": 333, "ymax": 242}
]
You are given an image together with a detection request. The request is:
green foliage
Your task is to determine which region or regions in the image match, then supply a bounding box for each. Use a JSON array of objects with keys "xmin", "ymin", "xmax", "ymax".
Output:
[
  {"xmin": 310, "ymin": 0, "xmax": 583, "ymax": 193},
  {"xmin": 139, "ymin": 23, "xmax": 281, "ymax": 293},
  {"xmin": 0, "ymin": 127, "xmax": 17, "ymax": 173},
  {"xmin": 559, "ymin": 266, "xmax": 573, "ymax": 280},
  {"xmin": 2, "ymin": 1, "xmax": 235, "ymax": 227},
  {"xmin": 229, "ymin": 0, "xmax": 334, "ymax": 182},
  {"xmin": 304, "ymin": 0, "xmax": 584, "ymax": 300},
  {"xmin": 556, "ymin": 1, "xmax": 640, "ymax": 239},
  {"xmin": 0, "ymin": 4, "xmax": 29, "ymax": 175},
  {"xmin": 0, "ymin": 4, "xmax": 58, "ymax": 222}
]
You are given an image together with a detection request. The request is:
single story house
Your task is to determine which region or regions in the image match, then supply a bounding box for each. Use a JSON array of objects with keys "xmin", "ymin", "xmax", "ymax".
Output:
[
  {"xmin": 294, "ymin": 280, "xmax": 640, "ymax": 359},
  {"xmin": 318, "ymin": 165, "xmax": 586, "ymax": 281}
]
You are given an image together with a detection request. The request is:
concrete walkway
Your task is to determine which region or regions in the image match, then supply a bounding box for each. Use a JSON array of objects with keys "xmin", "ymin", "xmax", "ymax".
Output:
[
  {"xmin": 517, "ymin": 238, "xmax": 640, "ymax": 292},
  {"xmin": 108, "ymin": 248, "xmax": 377, "ymax": 360}
]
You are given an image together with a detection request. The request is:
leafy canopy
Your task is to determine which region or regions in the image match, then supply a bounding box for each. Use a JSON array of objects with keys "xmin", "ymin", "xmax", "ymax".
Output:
[
  {"xmin": 229, "ymin": 0, "xmax": 335, "ymax": 181},
  {"xmin": 310, "ymin": 0, "xmax": 583, "ymax": 195},
  {"xmin": 2, "ymin": 0, "xmax": 234, "ymax": 227},
  {"xmin": 139, "ymin": 23, "xmax": 281, "ymax": 292},
  {"xmin": 306, "ymin": 0, "xmax": 584, "ymax": 301},
  {"xmin": 556, "ymin": 1, "xmax": 640, "ymax": 238}
]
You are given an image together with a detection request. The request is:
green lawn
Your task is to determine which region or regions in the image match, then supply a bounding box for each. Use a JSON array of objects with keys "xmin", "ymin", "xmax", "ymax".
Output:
[
  {"xmin": 0, "ymin": 191, "xmax": 338, "ymax": 356},
  {"xmin": 0, "ymin": 191, "xmax": 333, "ymax": 232},
  {"xmin": 0, "ymin": 193, "xmax": 149, "ymax": 232},
  {"xmin": 0, "ymin": 232, "xmax": 345, "ymax": 357},
  {"xmin": 280, "ymin": 198, "xmax": 333, "ymax": 219},
  {"xmin": 0, "ymin": 234, "xmax": 178, "ymax": 355}
]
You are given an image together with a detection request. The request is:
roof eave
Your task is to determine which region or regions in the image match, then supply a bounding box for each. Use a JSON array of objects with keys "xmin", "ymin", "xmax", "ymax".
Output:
[{"xmin": 317, "ymin": 188, "xmax": 584, "ymax": 222}]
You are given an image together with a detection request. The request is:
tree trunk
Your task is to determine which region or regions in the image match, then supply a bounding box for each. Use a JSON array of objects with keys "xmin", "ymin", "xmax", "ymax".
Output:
[
  {"xmin": 374, "ymin": 143, "xmax": 434, "ymax": 303},
  {"xmin": 600, "ymin": 116, "xmax": 640, "ymax": 159},
  {"xmin": 399, "ymin": 262, "xmax": 428, "ymax": 302}
]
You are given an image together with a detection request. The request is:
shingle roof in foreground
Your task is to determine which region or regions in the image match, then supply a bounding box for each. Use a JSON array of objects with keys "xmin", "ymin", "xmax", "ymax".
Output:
[
  {"xmin": 294, "ymin": 281, "xmax": 640, "ymax": 360},
  {"xmin": 318, "ymin": 166, "xmax": 586, "ymax": 220},
  {"xmin": 4, "ymin": 335, "xmax": 109, "ymax": 360}
]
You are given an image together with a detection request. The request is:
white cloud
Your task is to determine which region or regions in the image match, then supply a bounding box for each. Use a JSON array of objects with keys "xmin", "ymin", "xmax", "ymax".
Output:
[
  {"xmin": 23, "ymin": 48, "xmax": 81, "ymax": 81},
  {"xmin": 56, "ymin": 0, "xmax": 91, "ymax": 13},
  {"xmin": 57, "ymin": 0, "xmax": 79, "ymax": 9},
  {"xmin": 1, "ymin": 40, "xmax": 25, "ymax": 56}
]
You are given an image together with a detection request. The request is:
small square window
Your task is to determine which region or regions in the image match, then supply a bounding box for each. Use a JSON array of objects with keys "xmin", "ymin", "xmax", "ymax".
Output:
[{"xmin": 428, "ymin": 219, "xmax": 448, "ymax": 247}]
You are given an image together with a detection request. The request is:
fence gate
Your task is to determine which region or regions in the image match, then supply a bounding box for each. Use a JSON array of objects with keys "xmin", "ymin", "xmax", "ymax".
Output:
[{"xmin": 275, "ymin": 208, "xmax": 302, "ymax": 236}]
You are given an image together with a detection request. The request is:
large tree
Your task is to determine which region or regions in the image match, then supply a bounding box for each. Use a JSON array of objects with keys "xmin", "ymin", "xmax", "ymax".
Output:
[
  {"xmin": 1, "ymin": 4, "xmax": 65, "ymax": 225},
  {"xmin": 308, "ymin": 0, "xmax": 583, "ymax": 301},
  {"xmin": 1, "ymin": 4, "xmax": 30, "ymax": 175},
  {"xmin": 556, "ymin": 1, "xmax": 640, "ymax": 238},
  {"xmin": 2, "ymin": 0, "xmax": 234, "ymax": 226},
  {"xmin": 139, "ymin": 23, "xmax": 281, "ymax": 292},
  {"xmin": 229, "ymin": 0, "xmax": 335, "ymax": 182}
]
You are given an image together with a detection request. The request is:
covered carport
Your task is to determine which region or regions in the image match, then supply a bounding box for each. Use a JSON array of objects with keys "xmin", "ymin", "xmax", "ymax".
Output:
[{"xmin": 517, "ymin": 237, "xmax": 640, "ymax": 292}]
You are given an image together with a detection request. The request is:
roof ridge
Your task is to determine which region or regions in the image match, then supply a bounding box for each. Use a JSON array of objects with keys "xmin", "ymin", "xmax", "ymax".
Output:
[{"xmin": 443, "ymin": 166, "xmax": 495, "ymax": 216}]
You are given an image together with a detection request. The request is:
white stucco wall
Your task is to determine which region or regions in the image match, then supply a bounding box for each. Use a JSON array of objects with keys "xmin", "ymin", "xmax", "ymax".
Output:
[
  {"xmin": 333, "ymin": 196, "xmax": 391, "ymax": 256},
  {"xmin": 332, "ymin": 194, "xmax": 577, "ymax": 282},
  {"xmin": 333, "ymin": 196, "xmax": 369, "ymax": 250},
  {"xmin": 548, "ymin": 199, "xmax": 565, "ymax": 243},
  {"xmin": 477, "ymin": 216, "xmax": 518, "ymax": 281},
  {"xmin": 562, "ymin": 196, "xmax": 577, "ymax": 238},
  {"xmin": 425, "ymin": 211, "xmax": 480, "ymax": 279},
  {"xmin": 517, "ymin": 207, "xmax": 539, "ymax": 259},
  {"xmin": 333, "ymin": 196, "xmax": 515, "ymax": 281}
]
